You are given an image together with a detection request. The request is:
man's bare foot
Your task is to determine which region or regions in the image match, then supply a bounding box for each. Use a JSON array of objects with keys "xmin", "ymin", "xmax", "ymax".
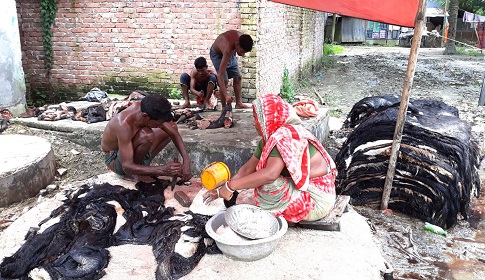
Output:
[
  {"xmin": 204, "ymin": 103, "xmax": 217, "ymax": 111},
  {"xmin": 235, "ymin": 103, "xmax": 252, "ymax": 109},
  {"xmin": 181, "ymin": 103, "xmax": 192, "ymax": 109}
]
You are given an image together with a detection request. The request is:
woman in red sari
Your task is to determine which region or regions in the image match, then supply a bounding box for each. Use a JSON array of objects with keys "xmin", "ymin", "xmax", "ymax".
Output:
[{"xmin": 204, "ymin": 94, "xmax": 337, "ymax": 223}]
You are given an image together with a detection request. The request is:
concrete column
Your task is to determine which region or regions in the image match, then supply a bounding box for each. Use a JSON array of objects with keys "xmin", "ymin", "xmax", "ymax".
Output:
[{"xmin": 0, "ymin": 0, "xmax": 26, "ymax": 116}]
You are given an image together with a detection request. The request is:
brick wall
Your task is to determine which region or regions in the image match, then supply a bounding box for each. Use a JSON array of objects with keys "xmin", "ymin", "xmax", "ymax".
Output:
[{"xmin": 17, "ymin": 0, "xmax": 325, "ymax": 101}]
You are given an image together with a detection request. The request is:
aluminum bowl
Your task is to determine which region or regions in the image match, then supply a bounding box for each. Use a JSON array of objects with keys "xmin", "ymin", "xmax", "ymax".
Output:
[
  {"xmin": 225, "ymin": 204, "xmax": 279, "ymax": 239},
  {"xmin": 205, "ymin": 210, "xmax": 288, "ymax": 262}
]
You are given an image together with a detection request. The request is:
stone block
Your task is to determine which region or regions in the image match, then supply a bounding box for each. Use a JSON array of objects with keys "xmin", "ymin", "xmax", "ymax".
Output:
[{"xmin": 0, "ymin": 135, "xmax": 56, "ymax": 207}]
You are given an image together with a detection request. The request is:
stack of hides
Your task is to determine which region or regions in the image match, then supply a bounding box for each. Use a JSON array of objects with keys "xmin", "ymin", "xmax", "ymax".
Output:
[{"xmin": 335, "ymin": 95, "xmax": 481, "ymax": 229}]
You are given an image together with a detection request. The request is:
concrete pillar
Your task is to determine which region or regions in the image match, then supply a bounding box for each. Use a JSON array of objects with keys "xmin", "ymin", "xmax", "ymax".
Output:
[{"xmin": 0, "ymin": 0, "xmax": 26, "ymax": 116}]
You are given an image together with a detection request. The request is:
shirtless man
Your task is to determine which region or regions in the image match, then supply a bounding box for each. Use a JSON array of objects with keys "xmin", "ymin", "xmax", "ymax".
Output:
[
  {"xmin": 210, "ymin": 30, "xmax": 253, "ymax": 109},
  {"xmin": 180, "ymin": 56, "xmax": 218, "ymax": 109},
  {"xmin": 101, "ymin": 93, "xmax": 192, "ymax": 182}
]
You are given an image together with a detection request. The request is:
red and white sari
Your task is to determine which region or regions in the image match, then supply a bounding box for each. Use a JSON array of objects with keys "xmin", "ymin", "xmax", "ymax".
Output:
[{"xmin": 253, "ymin": 94, "xmax": 337, "ymax": 223}]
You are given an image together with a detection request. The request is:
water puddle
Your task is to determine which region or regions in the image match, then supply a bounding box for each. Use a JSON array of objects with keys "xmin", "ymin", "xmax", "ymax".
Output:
[
  {"xmin": 444, "ymin": 194, "xmax": 485, "ymax": 280},
  {"xmin": 388, "ymin": 190, "xmax": 485, "ymax": 280},
  {"xmin": 443, "ymin": 252, "xmax": 485, "ymax": 280}
]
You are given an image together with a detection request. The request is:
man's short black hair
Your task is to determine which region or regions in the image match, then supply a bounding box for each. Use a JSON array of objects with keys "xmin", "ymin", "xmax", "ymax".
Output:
[
  {"xmin": 194, "ymin": 57, "xmax": 208, "ymax": 69},
  {"xmin": 140, "ymin": 94, "xmax": 173, "ymax": 121},
  {"xmin": 239, "ymin": 34, "xmax": 253, "ymax": 52}
]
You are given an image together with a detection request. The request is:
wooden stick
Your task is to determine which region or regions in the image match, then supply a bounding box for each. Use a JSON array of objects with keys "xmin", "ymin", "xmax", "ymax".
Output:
[
  {"xmin": 479, "ymin": 75, "xmax": 485, "ymax": 106},
  {"xmin": 381, "ymin": 0, "xmax": 428, "ymax": 210},
  {"xmin": 313, "ymin": 88, "xmax": 325, "ymax": 105}
]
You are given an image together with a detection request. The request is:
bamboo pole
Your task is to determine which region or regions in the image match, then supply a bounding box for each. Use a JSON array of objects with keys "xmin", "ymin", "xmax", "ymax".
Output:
[{"xmin": 380, "ymin": 0, "xmax": 428, "ymax": 210}]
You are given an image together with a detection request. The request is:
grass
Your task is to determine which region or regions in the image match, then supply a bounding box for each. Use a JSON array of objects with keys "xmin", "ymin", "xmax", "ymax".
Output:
[
  {"xmin": 456, "ymin": 47, "xmax": 485, "ymax": 57},
  {"xmin": 324, "ymin": 44, "xmax": 344, "ymax": 55},
  {"xmin": 322, "ymin": 44, "xmax": 345, "ymax": 68}
]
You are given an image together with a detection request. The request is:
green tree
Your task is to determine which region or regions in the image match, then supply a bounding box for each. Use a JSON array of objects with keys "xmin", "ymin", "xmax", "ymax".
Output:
[
  {"xmin": 440, "ymin": 0, "xmax": 484, "ymax": 54},
  {"xmin": 459, "ymin": 0, "xmax": 484, "ymax": 14},
  {"xmin": 444, "ymin": 0, "xmax": 459, "ymax": 54},
  {"xmin": 439, "ymin": 0, "xmax": 485, "ymax": 14}
]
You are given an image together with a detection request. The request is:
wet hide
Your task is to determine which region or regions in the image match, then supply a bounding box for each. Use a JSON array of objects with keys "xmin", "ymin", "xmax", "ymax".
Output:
[
  {"xmin": 0, "ymin": 181, "xmax": 217, "ymax": 280},
  {"xmin": 335, "ymin": 96, "xmax": 480, "ymax": 229}
]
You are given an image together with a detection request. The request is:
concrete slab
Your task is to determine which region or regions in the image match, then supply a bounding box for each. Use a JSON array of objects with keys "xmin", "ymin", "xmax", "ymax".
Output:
[
  {"xmin": 0, "ymin": 135, "xmax": 56, "ymax": 207},
  {"xmin": 0, "ymin": 173, "xmax": 387, "ymax": 280},
  {"xmin": 0, "ymin": 101, "xmax": 389, "ymax": 279},
  {"xmin": 12, "ymin": 103, "xmax": 331, "ymax": 176}
]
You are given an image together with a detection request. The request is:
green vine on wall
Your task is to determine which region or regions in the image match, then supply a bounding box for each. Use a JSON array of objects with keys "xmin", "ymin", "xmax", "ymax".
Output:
[{"xmin": 40, "ymin": 0, "xmax": 58, "ymax": 74}]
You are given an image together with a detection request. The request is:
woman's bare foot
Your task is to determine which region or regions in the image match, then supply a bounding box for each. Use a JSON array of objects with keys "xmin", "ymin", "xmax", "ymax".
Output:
[
  {"xmin": 204, "ymin": 103, "xmax": 217, "ymax": 111},
  {"xmin": 235, "ymin": 103, "xmax": 251, "ymax": 109}
]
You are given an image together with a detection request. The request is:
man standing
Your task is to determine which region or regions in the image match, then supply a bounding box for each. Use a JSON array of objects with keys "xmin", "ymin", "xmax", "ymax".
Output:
[
  {"xmin": 180, "ymin": 56, "xmax": 218, "ymax": 109},
  {"xmin": 101, "ymin": 93, "xmax": 192, "ymax": 182},
  {"xmin": 210, "ymin": 30, "xmax": 253, "ymax": 109}
]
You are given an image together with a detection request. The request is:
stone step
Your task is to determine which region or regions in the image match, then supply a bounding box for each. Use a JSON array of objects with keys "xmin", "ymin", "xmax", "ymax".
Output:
[{"xmin": 12, "ymin": 100, "xmax": 330, "ymax": 177}]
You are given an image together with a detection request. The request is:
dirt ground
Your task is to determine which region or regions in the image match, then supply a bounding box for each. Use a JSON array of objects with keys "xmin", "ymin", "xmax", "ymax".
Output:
[
  {"xmin": 297, "ymin": 46, "xmax": 485, "ymax": 280},
  {"xmin": 2, "ymin": 45, "xmax": 485, "ymax": 279}
]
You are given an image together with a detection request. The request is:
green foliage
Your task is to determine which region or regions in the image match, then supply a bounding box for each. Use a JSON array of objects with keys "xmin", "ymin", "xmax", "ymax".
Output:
[
  {"xmin": 437, "ymin": 0, "xmax": 484, "ymax": 14},
  {"xmin": 324, "ymin": 44, "xmax": 344, "ymax": 55},
  {"xmin": 456, "ymin": 47, "xmax": 485, "ymax": 56},
  {"xmin": 280, "ymin": 68, "xmax": 295, "ymax": 103},
  {"xmin": 458, "ymin": 0, "xmax": 485, "ymax": 15},
  {"xmin": 299, "ymin": 78, "xmax": 311, "ymax": 88},
  {"xmin": 169, "ymin": 88, "xmax": 182, "ymax": 99},
  {"xmin": 27, "ymin": 88, "xmax": 47, "ymax": 107},
  {"xmin": 40, "ymin": 0, "xmax": 58, "ymax": 74}
]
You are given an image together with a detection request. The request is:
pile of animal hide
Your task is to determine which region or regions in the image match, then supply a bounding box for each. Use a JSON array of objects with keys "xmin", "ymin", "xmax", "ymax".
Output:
[
  {"xmin": 36, "ymin": 104, "xmax": 77, "ymax": 121},
  {"xmin": 0, "ymin": 109, "xmax": 13, "ymax": 133},
  {"xmin": 0, "ymin": 178, "xmax": 220, "ymax": 280},
  {"xmin": 19, "ymin": 91, "xmax": 147, "ymax": 124},
  {"xmin": 335, "ymin": 95, "xmax": 481, "ymax": 229},
  {"xmin": 173, "ymin": 103, "xmax": 236, "ymax": 130}
]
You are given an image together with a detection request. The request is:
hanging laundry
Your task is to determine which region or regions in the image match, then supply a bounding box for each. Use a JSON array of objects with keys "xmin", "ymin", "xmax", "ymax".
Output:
[{"xmin": 463, "ymin": 11, "xmax": 475, "ymax": 22}]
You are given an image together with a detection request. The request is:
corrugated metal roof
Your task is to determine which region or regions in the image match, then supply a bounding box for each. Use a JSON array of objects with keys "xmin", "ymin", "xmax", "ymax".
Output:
[{"xmin": 425, "ymin": 8, "xmax": 448, "ymax": 17}]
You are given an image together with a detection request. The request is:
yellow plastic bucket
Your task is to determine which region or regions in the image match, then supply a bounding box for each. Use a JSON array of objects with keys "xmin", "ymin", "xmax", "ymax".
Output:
[{"xmin": 200, "ymin": 162, "xmax": 231, "ymax": 190}]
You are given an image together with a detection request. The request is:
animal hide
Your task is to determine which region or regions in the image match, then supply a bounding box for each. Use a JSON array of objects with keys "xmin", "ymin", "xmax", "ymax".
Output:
[
  {"xmin": 73, "ymin": 104, "xmax": 107, "ymax": 123},
  {"xmin": 0, "ymin": 179, "xmax": 219, "ymax": 280},
  {"xmin": 173, "ymin": 104, "xmax": 236, "ymax": 130},
  {"xmin": 37, "ymin": 104, "xmax": 77, "ymax": 121}
]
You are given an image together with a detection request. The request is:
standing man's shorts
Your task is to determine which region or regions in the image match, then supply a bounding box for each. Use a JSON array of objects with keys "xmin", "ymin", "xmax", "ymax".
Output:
[
  {"xmin": 210, "ymin": 47, "xmax": 241, "ymax": 81},
  {"xmin": 179, "ymin": 73, "xmax": 218, "ymax": 104},
  {"xmin": 104, "ymin": 150, "xmax": 151, "ymax": 175}
]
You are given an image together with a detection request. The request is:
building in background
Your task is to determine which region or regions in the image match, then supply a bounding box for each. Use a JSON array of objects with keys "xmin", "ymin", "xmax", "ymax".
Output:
[
  {"xmin": 0, "ymin": 0, "xmax": 26, "ymax": 116},
  {"xmin": 325, "ymin": 0, "xmax": 447, "ymax": 47}
]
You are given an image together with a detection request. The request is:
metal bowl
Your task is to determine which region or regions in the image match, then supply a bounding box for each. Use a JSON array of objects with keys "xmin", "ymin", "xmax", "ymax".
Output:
[
  {"xmin": 224, "ymin": 204, "xmax": 279, "ymax": 239},
  {"xmin": 205, "ymin": 210, "xmax": 288, "ymax": 262}
]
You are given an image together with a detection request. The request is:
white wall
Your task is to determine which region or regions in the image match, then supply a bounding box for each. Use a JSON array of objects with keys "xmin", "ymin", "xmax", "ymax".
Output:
[{"xmin": 0, "ymin": 0, "xmax": 26, "ymax": 116}]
